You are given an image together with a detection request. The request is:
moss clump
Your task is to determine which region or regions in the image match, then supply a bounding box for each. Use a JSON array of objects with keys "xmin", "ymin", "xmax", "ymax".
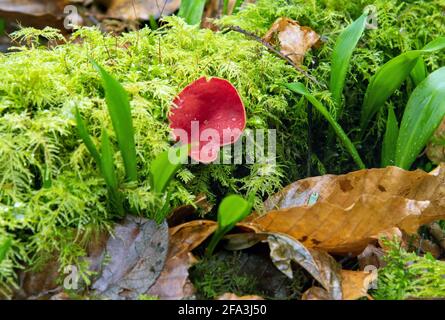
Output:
[
  {"xmin": 220, "ymin": 0, "xmax": 445, "ymax": 170},
  {"xmin": 189, "ymin": 250, "xmax": 307, "ymax": 300},
  {"xmin": 373, "ymin": 241, "xmax": 445, "ymax": 300},
  {"xmin": 0, "ymin": 17, "xmax": 305, "ymax": 294},
  {"xmin": 1, "ymin": 0, "xmax": 445, "ymax": 296}
]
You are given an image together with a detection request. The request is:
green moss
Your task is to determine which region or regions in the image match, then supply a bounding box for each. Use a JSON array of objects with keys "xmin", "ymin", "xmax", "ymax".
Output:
[
  {"xmin": 189, "ymin": 250, "xmax": 306, "ymax": 299},
  {"xmin": 1, "ymin": 0, "xmax": 445, "ymax": 296},
  {"xmin": 220, "ymin": 0, "xmax": 445, "ymax": 170},
  {"xmin": 0, "ymin": 16, "xmax": 305, "ymax": 294},
  {"xmin": 373, "ymin": 241, "xmax": 445, "ymax": 300}
]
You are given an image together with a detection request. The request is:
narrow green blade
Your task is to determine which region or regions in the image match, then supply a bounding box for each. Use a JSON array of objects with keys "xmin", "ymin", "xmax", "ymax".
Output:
[
  {"xmin": 100, "ymin": 129, "xmax": 123, "ymax": 215},
  {"xmin": 361, "ymin": 51, "xmax": 421, "ymax": 130},
  {"xmin": 361, "ymin": 37, "xmax": 445, "ymax": 131},
  {"xmin": 286, "ymin": 82, "xmax": 365, "ymax": 169},
  {"xmin": 395, "ymin": 67, "xmax": 445, "ymax": 169},
  {"xmin": 178, "ymin": 0, "xmax": 207, "ymax": 25},
  {"xmin": 381, "ymin": 107, "xmax": 399, "ymax": 167},
  {"xmin": 330, "ymin": 12, "xmax": 368, "ymax": 113},
  {"xmin": 0, "ymin": 237, "xmax": 12, "ymax": 263},
  {"xmin": 150, "ymin": 144, "xmax": 189, "ymax": 194},
  {"xmin": 218, "ymin": 194, "xmax": 252, "ymax": 229},
  {"xmin": 92, "ymin": 61, "xmax": 137, "ymax": 182},
  {"xmin": 75, "ymin": 107, "xmax": 101, "ymax": 166}
]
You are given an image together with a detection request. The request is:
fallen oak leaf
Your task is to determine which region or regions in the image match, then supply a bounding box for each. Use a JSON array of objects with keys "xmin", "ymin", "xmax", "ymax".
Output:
[
  {"xmin": 0, "ymin": 0, "xmax": 70, "ymax": 29},
  {"xmin": 245, "ymin": 166, "xmax": 445, "ymax": 254},
  {"xmin": 263, "ymin": 17, "xmax": 321, "ymax": 66},
  {"xmin": 340, "ymin": 270, "xmax": 376, "ymax": 300},
  {"xmin": 302, "ymin": 270, "xmax": 375, "ymax": 300},
  {"xmin": 91, "ymin": 215, "xmax": 169, "ymax": 300},
  {"xmin": 147, "ymin": 220, "xmax": 217, "ymax": 300},
  {"xmin": 103, "ymin": 0, "xmax": 180, "ymax": 21},
  {"xmin": 224, "ymin": 232, "xmax": 342, "ymax": 299}
]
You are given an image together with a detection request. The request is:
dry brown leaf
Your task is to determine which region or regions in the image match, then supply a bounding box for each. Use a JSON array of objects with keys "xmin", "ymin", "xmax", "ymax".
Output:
[
  {"xmin": 0, "ymin": 0, "xmax": 69, "ymax": 29},
  {"xmin": 357, "ymin": 244, "xmax": 386, "ymax": 270},
  {"xmin": 245, "ymin": 166, "xmax": 445, "ymax": 254},
  {"xmin": 263, "ymin": 17, "xmax": 320, "ymax": 65},
  {"xmin": 217, "ymin": 293, "xmax": 264, "ymax": 300},
  {"xmin": 147, "ymin": 220, "xmax": 217, "ymax": 299},
  {"xmin": 91, "ymin": 216, "xmax": 169, "ymax": 300},
  {"xmin": 301, "ymin": 286, "xmax": 331, "ymax": 300},
  {"xmin": 224, "ymin": 232, "xmax": 342, "ymax": 299},
  {"xmin": 341, "ymin": 270, "xmax": 375, "ymax": 300},
  {"xmin": 104, "ymin": 0, "xmax": 180, "ymax": 21},
  {"xmin": 302, "ymin": 270, "xmax": 374, "ymax": 300}
]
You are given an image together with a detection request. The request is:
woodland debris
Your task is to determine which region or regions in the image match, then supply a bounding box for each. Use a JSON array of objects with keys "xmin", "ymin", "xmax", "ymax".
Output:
[
  {"xmin": 91, "ymin": 215, "xmax": 169, "ymax": 300},
  {"xmin": 245, "ymin": 166, "xmax": 445, "ymax": 254},
  {"xmin": 263, "ymin": 17, "xmax": 321, "ymax": 65},
  {"xmin": 147, "ymin": 220, "xmax": 217, "ymax": 299}
]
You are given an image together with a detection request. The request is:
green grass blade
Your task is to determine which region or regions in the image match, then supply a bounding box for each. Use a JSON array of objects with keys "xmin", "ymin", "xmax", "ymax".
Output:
[
  {"xmin": 101, "ymin": 129, "xmax": 124, "ymax": 215},
  {"xmin": 410, "ymin": 58, "xmax": 427, "ymax": 86},
  {"xmin": 395, "ymin": 67, "xmax": 445, "ymax": 170},
  {"xmin": 0, "ymin": 237, "xmax": 12, "ymax": 264},
  {"xmin": 381, "ymin": 107, "xmax": 399, "ymax": 167},
  {"xmin": 232, "ymin": 0, "xmax": 244, "ymax": 14},
  {"xmin": 178, "ymin": 0, "xmax": 207, "ymax": 25},
  {"xmin": 206, "ymin": 194, "xmax": 252, "ymax": 256},
  {"xmin": 150, "ymin": 144, "xmax": 189, "ymax": 194},
  {"xmin": 330, "ymin": 12, "xmax": 368, "ymax": 114},
  {"xmin": 361, "ymin": 37, "xmax": 445, "ymax": 131},
  {"xmin": 100, "ymin": 129, "xmax": 118, "ymax": 191},
  {"xmin": 218, "ymin": 194, "xmax": 252, "ymax": 229},
  {"xmin": 286, "ymin": 82, "xmax": 365, "ymax": 169},
  {"xmin": 361, "ymin": 51, "xmax": 422, "ymax": 131},
  {"xmin": 223, "ymin": 0, "xmax": 230, "ymax": 15},
  {"xmin": 92, "ymin": 61, "xmax": 137, "ymax": 182},
  {"xmin": 75, "ymin": 107, "xmax": 101, "ymax": 166}
]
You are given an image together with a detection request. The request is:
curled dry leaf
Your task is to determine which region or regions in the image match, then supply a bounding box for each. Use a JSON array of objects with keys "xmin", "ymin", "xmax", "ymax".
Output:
[
  {"xmin": 340, "ymin": 270, "xmax": 375, "ymax": 300},
  {"xmin": 147, "ymin": 220, "xmax": 217, "ymax": 300},
  {"xmin": 0, "ymin": 0, "xmax": 69, "ymax": 29},
  {"xmin": 225, "ymin": 232, "xmax": 342, "ymax": 299},
  {"xmin": 104, "ymin": 0, "xmax": 180, "ymax": 20},
  {"xmin": 92, "ymin": 215, "xmax": 169, "ymax": 300},
  {"xmin": 263, "ymin": 17, "xmax": 321, "ymax": 65},
  {"xmin": 217, "ymin": 293, "xmax": 264, "ymax": 300},
  {"xmin": 302, "ymin": 270, "xmax": 374, "ymax": 300},
  {"xmin": 245, "ymin": 166, "xmax": 445, "ymax": 254},
  {"xmin": 358, "ymin": 244, "xmax": 386, "ymax": 270}
]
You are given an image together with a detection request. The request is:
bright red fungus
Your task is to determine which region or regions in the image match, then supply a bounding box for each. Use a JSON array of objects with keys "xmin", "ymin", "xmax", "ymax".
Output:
[{"xmin": 169, "ymin": 77, "xmax": 246, "ymax": 163}]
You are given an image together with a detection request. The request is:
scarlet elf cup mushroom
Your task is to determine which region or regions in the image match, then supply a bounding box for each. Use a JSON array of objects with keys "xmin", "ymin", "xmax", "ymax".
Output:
[{"xmin": 169, "ymin": 77, "xmax": 246, "ymax": 163}]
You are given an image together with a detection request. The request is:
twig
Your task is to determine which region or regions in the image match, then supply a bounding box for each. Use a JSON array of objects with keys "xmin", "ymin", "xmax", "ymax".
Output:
[{"xmin": 226, "ymin": 26, "xmax": 322, "ymax": 87}]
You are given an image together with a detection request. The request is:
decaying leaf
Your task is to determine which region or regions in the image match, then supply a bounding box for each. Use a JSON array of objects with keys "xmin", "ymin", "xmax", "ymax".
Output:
[
  {"xmin": 263, "ymin": 17, "xmax": 321, "ymax": 65},
  {"xmin": 147, "ymin": 220, "xmax": 217, "ymax": 299},
  {"xmin": 92, "ymin": 215, "xmax": 169, "ymax": 300},
  {"xmin": 302, "ymin": 270, "xmax": 374, "ymax": 300},
  {"xmin": 245, "ymin": 166, "xmax": 445, "ymax": 254},
  {"xmin": 301, "ymin": 286, "xmax": 332, "ymax": 300},
  {"xmin": 0, "ymin": 0, "xmax": 69, "ymax": 29},
  {"xmin": 14, "ymin": 259, "xmax": 61, "ymax": 300},
  {"xmin": 358, "ymin": 244, "xmax": 386, "ymax": 270},
  {"xmin": 341, "ymin": 270, "xmax": 375, "ymax": 300},
  {"xmin": 217, "ymin": 293, "xmax": 264, "ymax": 300},
  {"xmin": 225, "ymin": 232, "xmax": 342, "ymax": 299},
  {"xmin": 104, "ymin": 0, "xmax": 180, "ymax": 21}
]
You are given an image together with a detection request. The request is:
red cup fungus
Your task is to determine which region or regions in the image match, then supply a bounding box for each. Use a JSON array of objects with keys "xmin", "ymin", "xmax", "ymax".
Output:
[{"xmin": 169, "ymin": 77, "xmax": 246, "ymax": 163}]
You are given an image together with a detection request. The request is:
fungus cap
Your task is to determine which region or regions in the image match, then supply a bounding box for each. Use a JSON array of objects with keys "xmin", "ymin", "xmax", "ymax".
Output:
[{"xmin": 169, "ymin": 77, "xmax": 246, "ymax": 163}]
